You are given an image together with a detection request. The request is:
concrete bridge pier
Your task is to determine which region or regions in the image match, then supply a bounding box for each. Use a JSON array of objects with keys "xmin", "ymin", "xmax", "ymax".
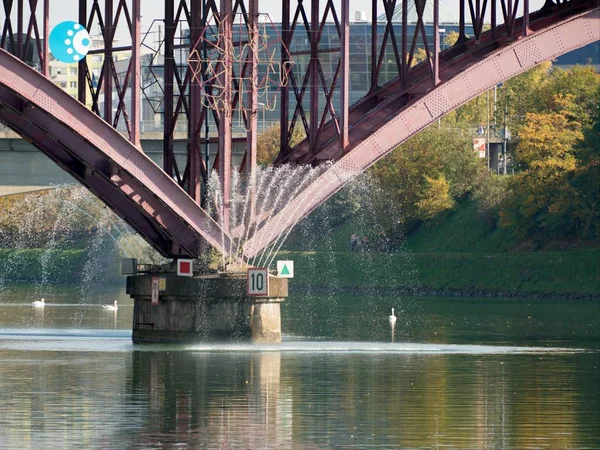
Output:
[{"xmin": 126, "ymin": 268, "xmax": 288, "ymax": 344}]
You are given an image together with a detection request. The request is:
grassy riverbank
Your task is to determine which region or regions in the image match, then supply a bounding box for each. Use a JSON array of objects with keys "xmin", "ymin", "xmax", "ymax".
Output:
[
  {"xmin": 1, "ymin": 246, "xmax": 597, "ymax": 297},
  {"xmin": 281, "ymin": 201, "xmax": 600, "ymax": 298},
  {"xmin": 282, "ymin": 249, "xmax": 600, "ymax": 298},
  {"xmin": 0, "ymin": 248, "xmax": 121, "ymax": 284}
]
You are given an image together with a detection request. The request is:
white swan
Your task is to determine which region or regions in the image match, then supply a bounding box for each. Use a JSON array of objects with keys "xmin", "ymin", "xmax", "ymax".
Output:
[
  {"xmin": 32, "ymin": 298, "xmax": 45, "ymax": 308},
  {"xmin": 389, "ymin": 308, "xmax": 397, "ymax": 326},
  {"xmin": 102, "ymin": 300, "xmax": 118, "ymax": 311}
]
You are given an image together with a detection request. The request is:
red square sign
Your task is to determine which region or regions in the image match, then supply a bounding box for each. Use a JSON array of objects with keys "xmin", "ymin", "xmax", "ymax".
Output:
[{"xmin": 177, "ymin": 259, "xmax": 193, "ymax": 277}]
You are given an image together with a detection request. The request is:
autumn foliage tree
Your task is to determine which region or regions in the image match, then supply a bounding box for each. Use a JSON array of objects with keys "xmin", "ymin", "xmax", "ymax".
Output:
[
  {"xmin": 570, "ymin": 88, "xmax": 600, "ymax": 239},
  {"xmin": 500, "ymin": 84, "xmax": 600, "ymax": 241},
  {"xmin": 369, "ymin": 127, "xmax": 484, "ymax": 227},
  {"xmin": 256, "ymin": 123, "xmax": 305, "ymax": 165}
]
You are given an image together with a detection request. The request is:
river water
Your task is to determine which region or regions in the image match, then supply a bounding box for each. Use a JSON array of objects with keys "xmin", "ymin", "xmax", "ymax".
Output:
[{"xmin": 0, "ymin": 283, "xmax": 598, "ymax": 449}]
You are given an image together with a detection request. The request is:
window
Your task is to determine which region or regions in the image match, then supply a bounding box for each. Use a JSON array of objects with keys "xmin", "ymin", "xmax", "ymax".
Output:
[
  {"xmin": 70, "ymin": 81, "xmax": 77, "ymax": 88},
  {"xmin": 70, "ymin": 67, "xmax": 77, "ymax": 75}
]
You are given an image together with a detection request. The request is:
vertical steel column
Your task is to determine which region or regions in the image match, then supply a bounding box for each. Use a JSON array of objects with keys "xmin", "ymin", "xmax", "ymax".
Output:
[
  {"xmin": 370, "ymin": 0, "xmax": 378, "ymax": 90},
  {"xmin": 491, "ymin": 0, "xmax": 496, "ymax": 39},
  {"xmin": 163, "ymin": 0, "xmax": 175, "ymax": 176},
  {"xmin": 202, "ymin": 1, "xmax": 210, "ymax": 193},
  {"xmin": 245, "ymin": 0, "xmax": 258, "ymax": 174},
  {"xmin": 309, "ymin": 0, "xmax": 320, "ymax": 151},
  {"xmin": 523, "ymin": 0, "xmax": 530, "ymax": 36},
  {"xmin": 218, "ymin": 0, "xmax": 232, "ymax": 233},
  {"xmin": 280, "ymin": 0, "xmax": 290, "ymax": 152},
  {"xmin": 244, "ymin": 0, "xmax": 259, "ymax": 236},
  {"xmin": 131, "ymin": 0, "xmax": 141, "ymax": 147},
  {"xmin": 507, "ymin": 0, "xmax": 513, "ymax": 34},
  {"xmin": 475, "ymin": 0, "xmax": 481, "ymax": 38},
  {"xmin": 402, "ymin": 0, "xmax": 408, "ymax": 84},
  {"xmin": 78, "ymin": 0, "xmax": 87, "ymax": 104},
  {"xmin": 42, "ymin": 0, "xmax": 49, "ymax": 76},
  {"xmin": 432, "ymin": 0, "xmax": 440, "ymax": 85},
  {"xmin": 458, "ymin": 0, "xmax": 467, "ymax": 42},
  {"xmin": 189, "ymin": 0, "xmax": 202, "ymax": 203},
  {"xmin": 339, "ymin": 0, "xmax": 349, "ymax": 151},
  {"xmin": 17, "ymin": 0, "xmax": 23, "ymax": 59},
  {"xmin": 104, "ymin": 0, "xmax": 114, "ymax": 124}
]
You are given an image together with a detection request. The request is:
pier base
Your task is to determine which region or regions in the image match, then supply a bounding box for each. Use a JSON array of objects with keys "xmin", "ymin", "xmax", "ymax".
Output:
[{"xmin": 126, "ymin": 272, "xmax": 288, "ymax": 344}]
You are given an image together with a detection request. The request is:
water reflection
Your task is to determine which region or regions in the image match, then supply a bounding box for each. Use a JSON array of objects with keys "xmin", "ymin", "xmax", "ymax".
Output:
[
  {"xmin": 0, "ymin": 284, "xmax": 598, "ymax": 448},
  {"xmin": 0, "ymin": 338, "xmax": 598, "ymax": 448},
  {"xmin": 32, "ymin": 305, "xmax": 45, "ymax": 327},
  {"xmin": 129, "ymin": 351, "xmax": 289, "ymax": 448}
]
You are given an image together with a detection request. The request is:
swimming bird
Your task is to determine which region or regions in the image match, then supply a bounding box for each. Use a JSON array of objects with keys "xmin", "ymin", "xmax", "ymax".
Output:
[
  {"xmin": 32, "ymin": 298, "xmax": 45, "ymax": 308},
  {"xmin": 389, "ymin": 308, "xmax": 397, "ymax": 326},
  {"xmin": 102, "ymin": 300, "xmax": 118, "ymax": 311}
]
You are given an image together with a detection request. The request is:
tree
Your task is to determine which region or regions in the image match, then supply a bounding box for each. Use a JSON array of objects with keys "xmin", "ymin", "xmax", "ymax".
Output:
[
  {"xmin": 415, "ymin": 175, "xmax": 454, "ymax": 219},
  {"xmin": 471, "ymin": 170, "xmax": 510, "ymax": 225},
  {"xmin": 444, "ymin": 31, "xmax": 459, "ymax": 46},
  {"xmin": 538, "ymin": 65, "xmax": 600, "ymax": 129},
  {"xmin": 499, "ymin": 92, "xmax": 591, "ymax": 240},
  {"xmin": 515, "ymin": 101, "xmax": 583, "ymax": 167},
  {"xmin": 369, "ymin": 127, "xmax": 484, "ymax": 225},
  {"xmin": 569, "ymin": 86, "xmax": 600, "ymax": 239},
  {"xmin": 412, "ymin": 47, "xmax": 428, "ymax": 66},
  {"xmin": 496, "ymin": 63, "xmax": 599, "ymax": 137},
  {"xmin": 257, "ymin": 123, "xmax": 305, "ymax": 165}
]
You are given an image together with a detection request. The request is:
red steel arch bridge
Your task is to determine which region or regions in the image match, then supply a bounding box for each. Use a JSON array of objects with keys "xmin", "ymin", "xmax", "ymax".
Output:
[{"xmin": 0, "ymin": 0, "xmax": 598, "ymax": 261}]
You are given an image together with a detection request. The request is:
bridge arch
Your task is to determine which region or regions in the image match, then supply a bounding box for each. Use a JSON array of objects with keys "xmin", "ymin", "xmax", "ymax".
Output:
[
  {"xmin": 0, "ymin": 48, "xmax": 235, "ymax": 258},
  {"xmin": 243, "ymin": 7, "xmax": 600, "ymax": 258},
  {"xmin": 1, "ymin": 2, "xmax": 598, "ymax": 262}
]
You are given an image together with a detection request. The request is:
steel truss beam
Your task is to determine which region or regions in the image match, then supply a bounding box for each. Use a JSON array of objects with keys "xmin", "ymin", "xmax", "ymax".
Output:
[
  {"xmin": 244, "ymin": 5, "xmax": 599, "ymax": 257},
  {"xmin": 75, "ymin": 0, "xmax": 141, "ymax": 147},
  {"xmin": 0, "ymin": 47, "xmax": 239, "ymax": 258},
  {"xmin": 275, "ymin": 0, "xmax": 593, "ymax": 166},
  {"xmin": 2, "ymin": 0, "xmax": 598, "ymax": 260},
  {"xmin": 1, "ymin": 0, "xmax": 49, "ymax": 74}
]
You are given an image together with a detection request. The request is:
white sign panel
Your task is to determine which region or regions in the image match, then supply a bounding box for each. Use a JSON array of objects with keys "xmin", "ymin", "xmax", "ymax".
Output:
[
  {"xmin": 247, "ymin": 268, "xmax": 269, "ymax": 296},
  {"xmin": 473, "ymin": 138, "xmax": 486, "ymax": 158},
  {"xmin": 151, "ymin": 277, "xmax": 160, "ymax": 305},
  {"xmin": 277, "ymin": 260, "xmax": 294, "ymax": 278}
]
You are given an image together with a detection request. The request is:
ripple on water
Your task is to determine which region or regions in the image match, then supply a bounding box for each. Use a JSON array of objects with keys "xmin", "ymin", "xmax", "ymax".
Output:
[{"xmin": 0, "ymin": 329, "xmax": 589, "ymax": 354}]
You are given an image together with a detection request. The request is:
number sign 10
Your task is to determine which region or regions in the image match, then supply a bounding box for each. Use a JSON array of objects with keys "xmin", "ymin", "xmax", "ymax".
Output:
[{"xmin": 247, "ymin": 268, "xmax": 269, "ymax": 296}]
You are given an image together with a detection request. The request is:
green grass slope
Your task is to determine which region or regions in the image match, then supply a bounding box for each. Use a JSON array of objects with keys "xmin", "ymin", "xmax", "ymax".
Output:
[
  {"xmin": 282, "ymin": 201, "xmax": 600, "ymax": 297},
  {"xmin": 403, "ymin": 201, "xmax": 517, "ymax": 253}
]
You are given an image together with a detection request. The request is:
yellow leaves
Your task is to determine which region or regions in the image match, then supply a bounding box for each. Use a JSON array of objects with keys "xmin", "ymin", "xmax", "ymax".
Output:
[
  {"xmin": 516, "ymin": 109, "xmax": 583, "ymax": 165},
  {"xmin": 257, "ymin": 124, "xmax": 305, "ymax": 165},
  {"xmin": 529, "ymin": 157, "xmax": 577, "ymax": 174},
  {"xmin": 370, "ymin": 127, "xmax": 482, "ymax": 223},
  {"xmin": 411, "ymin": 48, "xmax": 429, "ymax": 67},
  {"xmin": 416, "ymin": 175, "xmax": 454, "ymax": 220},
  {"xmin": 443, "ymin": 31, "xmax": 459, "ymax": 47},
  {"xmin": 256, "ymin": 124, "xmax": 281, "ymax": 165}
]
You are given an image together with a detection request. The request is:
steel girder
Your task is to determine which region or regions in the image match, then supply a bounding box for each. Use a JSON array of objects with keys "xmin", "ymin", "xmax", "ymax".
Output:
[
  {"xmin": 1, "ymin": 0, "xmax": 264, "ymax": 256},
  {"xmin": 0, "ymin": 47, "xmax": 238, "ymax": 258},
  {"xmin": 243, "ymin": 6, "xmax": 600, "ymax": 258},
  {"xmin": 0, "ymin": 0, "xmax": 49, "ymax": 75},
  {"xmin": 2, "ymin": 0, "xmax": 598, "ymax": 261},
  {"xmin": 276, "ymin": 0, "xmax": 597, "ymax": 165},
  {"xmin": 161, "ymin": 0, "xmax": 259, "ymax": 213}
]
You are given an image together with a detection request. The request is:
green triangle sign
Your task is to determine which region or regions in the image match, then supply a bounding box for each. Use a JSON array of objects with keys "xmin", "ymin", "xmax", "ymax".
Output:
[{"xmin": 280, "ymin": 264, "xmax": 290, "ymax": 275}]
